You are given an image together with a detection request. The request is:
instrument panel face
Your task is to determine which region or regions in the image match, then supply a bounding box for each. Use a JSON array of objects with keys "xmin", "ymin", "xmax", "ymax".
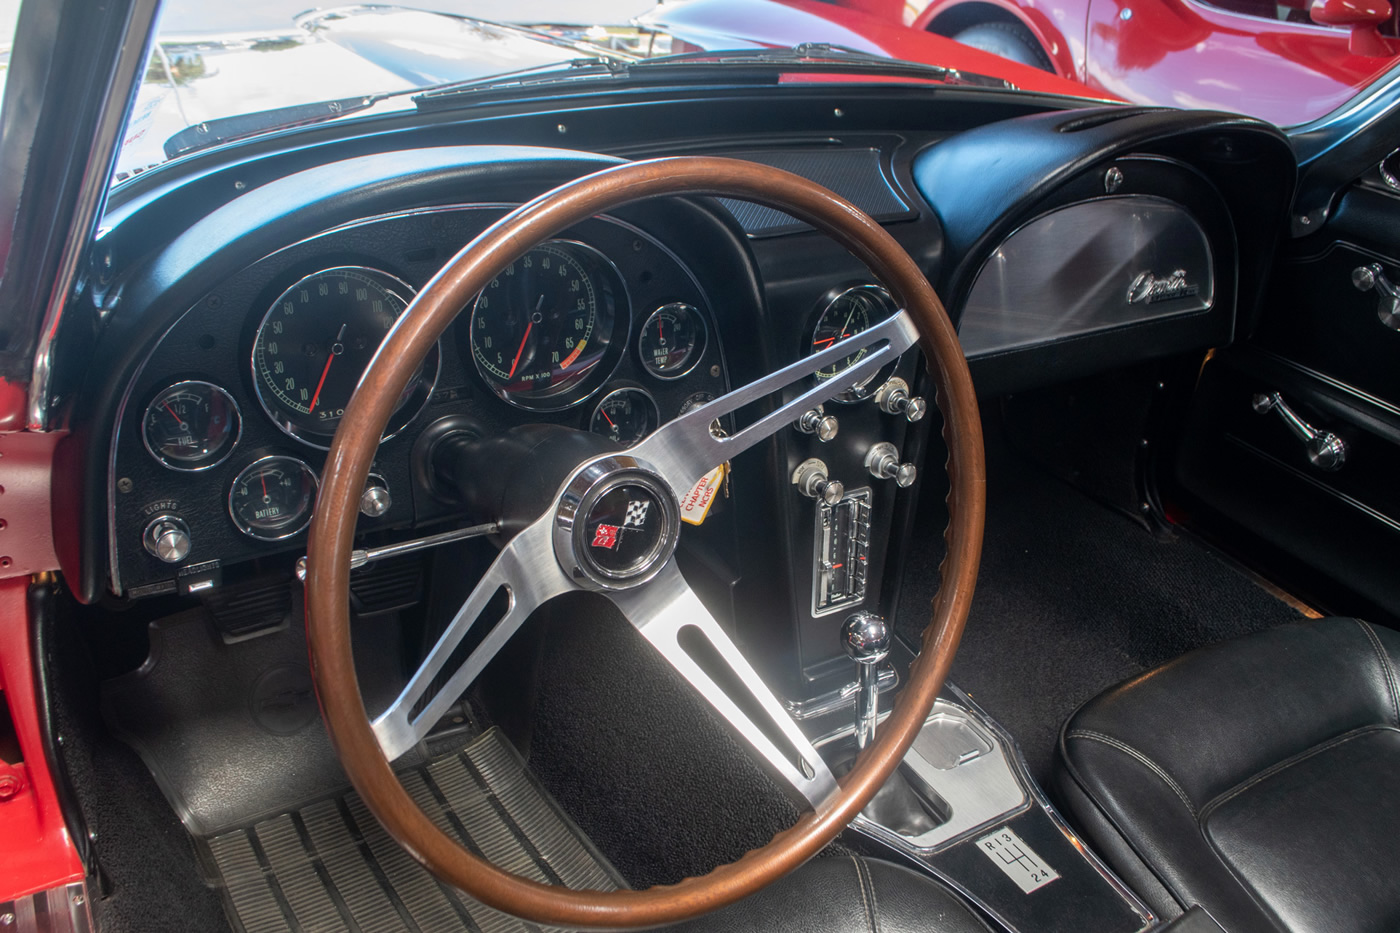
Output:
[{"xmin": 111, "ymin": 206, "xmax": 729, "ymax": 597}]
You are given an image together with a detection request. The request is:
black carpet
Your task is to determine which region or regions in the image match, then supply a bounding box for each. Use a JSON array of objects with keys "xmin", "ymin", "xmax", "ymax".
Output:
[
  {"xmin": 897, "ymin": 436, "xmax": 1304, "ymax": 787},
  {"xmin": 524, "ymin": 593, "xmax": 829, "ymax": 890}
]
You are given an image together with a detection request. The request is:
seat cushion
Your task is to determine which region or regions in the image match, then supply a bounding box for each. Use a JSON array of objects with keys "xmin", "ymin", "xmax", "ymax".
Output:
[
  {"xmin": 665, "ymin": 855, "xmax": 994, "ymax": 933},
  {"xmin": 1055, "ymin": 617, "xmax": 1400, "ymax": 933}
]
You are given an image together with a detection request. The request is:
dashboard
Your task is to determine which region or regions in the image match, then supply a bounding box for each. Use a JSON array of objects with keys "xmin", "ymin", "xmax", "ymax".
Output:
[
  {"xmin": 59, "ymin": 89, "xmax": 1297, "ymax": 701},
  {"xmin": 111, "ymin": 206, "xmax": 736, "ymax": 598}
]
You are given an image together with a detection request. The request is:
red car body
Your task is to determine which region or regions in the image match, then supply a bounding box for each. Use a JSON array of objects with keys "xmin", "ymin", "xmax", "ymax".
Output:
[{"xmin": 835, "ymin": 0, "xmax": 1399, "ymax": 124}]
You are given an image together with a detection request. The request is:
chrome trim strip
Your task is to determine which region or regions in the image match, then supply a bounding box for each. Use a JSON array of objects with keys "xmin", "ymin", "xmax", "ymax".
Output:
[{"xmin": 29, "ymin": 0, "xmax": 163, "ymax": 431}]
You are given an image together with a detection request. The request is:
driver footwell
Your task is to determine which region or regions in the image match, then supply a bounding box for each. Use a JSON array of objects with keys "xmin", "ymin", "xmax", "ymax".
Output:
[
  {"xmin": 202, "ymin": 728, "xmax": 622, "ymax": 933},
  {"xmin": 100, "ymin": 607, "xmax": 624, "ymax": 933}
]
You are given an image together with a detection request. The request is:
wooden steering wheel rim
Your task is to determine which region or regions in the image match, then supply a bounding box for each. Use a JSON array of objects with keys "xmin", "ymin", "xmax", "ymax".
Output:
[{"xmin": 305, "ymin": 156, "xmax": 985, "ymax": 929}]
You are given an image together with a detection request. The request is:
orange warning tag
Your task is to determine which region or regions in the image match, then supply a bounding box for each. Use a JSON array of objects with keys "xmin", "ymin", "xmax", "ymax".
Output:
[{"xmin": 680, "ymin": 463, "xmax": 728, "ymax": 525}]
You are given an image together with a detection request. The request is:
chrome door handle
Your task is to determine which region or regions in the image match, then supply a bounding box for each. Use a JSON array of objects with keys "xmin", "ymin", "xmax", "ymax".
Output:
[
  {"xmin": 1351, "ymin": 264, "xmax": 1400, "ymax": 331},
  {"xmin": 1252, "ymin": 392, "xmax": 1347, "ymax": 471}
]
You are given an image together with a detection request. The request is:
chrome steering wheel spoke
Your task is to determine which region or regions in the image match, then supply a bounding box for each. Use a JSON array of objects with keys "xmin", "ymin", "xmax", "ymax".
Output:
[
  {"xmin": 609, "ymin": 560, "xmax": 841, "ymax": 813},
  {"xmin": 371, "ymin": 517, "xmax": 568, "ymax": 761},
  {"xmin": 630, "ymin": 310, "xmax": 919, "ymax": 495}
]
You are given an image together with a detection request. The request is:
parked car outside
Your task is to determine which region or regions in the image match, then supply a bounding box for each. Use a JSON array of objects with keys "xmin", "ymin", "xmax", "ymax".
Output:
[{"xmin": 833, "ymin": 0, "xmax": 1400, "ymax": 124}]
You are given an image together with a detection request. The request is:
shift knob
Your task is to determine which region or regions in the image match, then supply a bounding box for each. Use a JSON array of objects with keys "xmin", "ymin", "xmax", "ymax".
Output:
[
  {"xmin": 842, "ymin": 611, "xmax": 891, "ymax": 664},
  {"xmin": 841, "ymin": 612, "xmax": 890, "ymax": 749}
]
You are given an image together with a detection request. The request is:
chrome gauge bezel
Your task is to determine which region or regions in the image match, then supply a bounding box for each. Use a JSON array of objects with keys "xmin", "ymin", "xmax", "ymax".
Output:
[
  {"xmin": 467, "ymin": 239, "xmax": 630, "ymax": 412},
  {"xmin": 809, "ymin": 284, "xmax": 901, "ymax": 404},
  {"xmin": 226, "ymin": 454, "xmax": 320, "ymax": 541},
  {"xmin": 637, "ymin": 301, "xmax": 707, "ymax": 380},
  {"xmin": 250, "ymin": 266, "xmax": 441, "ymax": 450},
  {"xmin": 141, "ymin": 379, "xmax": 243, "ymax": 472},
  {"xmin": 588, "ymin": 385, "xmax": 661, "ymax": 449}
]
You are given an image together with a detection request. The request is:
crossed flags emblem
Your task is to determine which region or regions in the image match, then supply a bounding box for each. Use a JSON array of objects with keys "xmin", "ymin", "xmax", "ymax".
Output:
[{"xmin": 591, "ymin": 499, "xmax": 651, "ymax": 550}]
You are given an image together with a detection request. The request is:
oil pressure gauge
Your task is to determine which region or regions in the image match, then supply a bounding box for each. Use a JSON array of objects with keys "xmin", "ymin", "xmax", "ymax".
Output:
[{"xmin": 589, "ymin": 387, "xmax": 659, "ymax": 448}]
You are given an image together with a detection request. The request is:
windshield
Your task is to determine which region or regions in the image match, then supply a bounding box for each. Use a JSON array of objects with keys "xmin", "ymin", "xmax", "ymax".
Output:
[{"xmin": 111, "ymin": 0, "xmax": 1400, "ymax": 182}]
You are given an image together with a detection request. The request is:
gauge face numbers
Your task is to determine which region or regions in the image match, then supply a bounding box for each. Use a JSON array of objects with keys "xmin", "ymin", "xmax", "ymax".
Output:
[
  {"xmin": 589, "ymin": 387, "xmax": 660, "ymax": 448},
  {"xmin": 469, "ymin": 241, "xmax": 623, "ymax": 410},
  {"xmin": 809, "ymin": 285, "xmax": 900, "ymax": 402},
  {"xmin": 252, "ymin": 267, "xmax": 438, "ymax": 446},
  {"xmin": 142, "ymin": 381, "xmax": 241, "ymax": 470},
  {"xmin": 228, "ymin": 456, "xmax": 318, "ymax": 540},
  {"xmin": 639, "ymin": 302, "xmax": 705, "ymax": 379}
]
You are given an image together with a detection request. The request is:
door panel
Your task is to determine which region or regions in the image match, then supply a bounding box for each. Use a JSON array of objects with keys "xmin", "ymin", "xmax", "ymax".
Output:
[{"xmin": 1173, "ymin": 178, "xmax": 1400, "ymax": 625}]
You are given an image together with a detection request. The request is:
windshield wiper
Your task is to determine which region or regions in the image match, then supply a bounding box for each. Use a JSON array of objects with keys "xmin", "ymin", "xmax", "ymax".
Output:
[
  {"xmin": 161, "ymin": 42, "xmax": 1011, "ymax": 161},
  {"xmin": 160, "ymin": 8, "xmax": 642, "ymax": 160},
  {"xmin": 412, "ymin": 43, "xmax": 1015, "ymax": 110}
]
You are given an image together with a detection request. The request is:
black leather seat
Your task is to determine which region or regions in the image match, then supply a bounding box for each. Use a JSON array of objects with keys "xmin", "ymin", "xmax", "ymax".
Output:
[
  {"xmin": 1055, "ymin": 617, "xmax": 1400, "ymax": 933},
  {"xmin": 668, "ymin": 855, "xmax": 994, "ymax": 933}
]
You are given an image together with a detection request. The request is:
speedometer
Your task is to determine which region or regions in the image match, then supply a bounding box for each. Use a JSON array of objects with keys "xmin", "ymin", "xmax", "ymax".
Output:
[
  {"xmin": 251, "ymin": 267, "xmax": 439, "ymax": 447},
  {"xmin": 468, "ymin": 240, "xmax": 625, "ymax": 410}
]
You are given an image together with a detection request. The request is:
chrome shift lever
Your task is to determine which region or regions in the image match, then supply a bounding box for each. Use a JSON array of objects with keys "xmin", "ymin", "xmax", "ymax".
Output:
[{"xmin": 841, "ymin": 612, "xmax": 891, "ymax": 749}]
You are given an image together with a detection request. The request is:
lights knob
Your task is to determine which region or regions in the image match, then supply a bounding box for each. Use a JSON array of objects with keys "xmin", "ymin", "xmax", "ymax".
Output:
[
  {"xmin": 865, "ymin": 442, "xmax": 918, "ymax": 488},
  {"xmin": 792, "ymin": 458, "xmax": 845, "ymax": 505},
  {"xmin": 875, "ymin": 377, "xmax": 926, "ymax": 422},
  {"xmin": 795, "ymin": 406, "xmax": 839, "ymax": 442},
  {"xmin": 360, "ymin": 476, "xmax": 392, "ymax": 518},
  {"xmin": 143, "ymin": 515, "xmax": 191, "ymax": 564}
]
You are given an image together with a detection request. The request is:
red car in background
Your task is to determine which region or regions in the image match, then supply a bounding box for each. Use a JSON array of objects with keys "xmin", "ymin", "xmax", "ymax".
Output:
[{"xmin": 833, "ymin": 0, "xmax": 1400, "ymax": 124}]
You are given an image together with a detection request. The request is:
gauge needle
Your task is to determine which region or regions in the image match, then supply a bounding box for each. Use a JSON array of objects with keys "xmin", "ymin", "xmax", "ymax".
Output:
[
  {"xmin": 309, "ymin": 323, "xmax": 347, "ymax": 413},
  {"xmin": 812, "ymin": 336, "xmax": 837, "ymax": 347},
  {"xmin": 260, "ymin": 471, "xmax": 269, "ymax": 502},
  {"xmin": 163, "ymin": 403, "xmax": 187, "ymax": 429},
  {"xmin": 600, "ymin": 409, "xmax": 616, "ymax": 428}
]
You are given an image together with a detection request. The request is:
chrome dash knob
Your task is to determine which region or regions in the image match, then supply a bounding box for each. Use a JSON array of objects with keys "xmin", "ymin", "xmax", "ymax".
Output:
[
  {"xmin": 795, "ymin": 406, "xmax": 839, "ymax": 442},
  {"xmin": 792, "ymin": 458, "xmax": 845, "ymax": 505},
  {"xmin": 143, "ymin": 515, "xmax": 191, "ymax": 564}
]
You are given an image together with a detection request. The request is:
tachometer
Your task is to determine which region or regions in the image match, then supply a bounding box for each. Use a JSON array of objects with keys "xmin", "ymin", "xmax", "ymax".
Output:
[
  {"xmin": 251, "ymin": 267, "xmax": 438, "ymax": 447},
  {"xmin": 468, "ymin": 240, "xmax": 624, "ymax": 410},
  {"xmin": 809, "ymin": 284, "xmax": 899, "ymax": 402}
]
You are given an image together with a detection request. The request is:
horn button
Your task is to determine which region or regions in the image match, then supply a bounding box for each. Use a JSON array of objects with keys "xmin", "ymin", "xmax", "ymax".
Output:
[{"xmin": 553, "ymin": 457, "xmax": 680, "ymax": 591}]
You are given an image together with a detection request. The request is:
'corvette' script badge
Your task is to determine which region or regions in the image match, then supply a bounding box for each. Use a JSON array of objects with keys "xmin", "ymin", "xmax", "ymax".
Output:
[{"xmin": 1127, "ymin": 269, "xmax": 1198, "ymax": 305}]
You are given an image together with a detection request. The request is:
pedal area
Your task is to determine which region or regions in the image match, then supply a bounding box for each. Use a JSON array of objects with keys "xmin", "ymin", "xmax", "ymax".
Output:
[
  {"xmin": 101, "ymin": 610, "xmax": 622, "ymax": 933},
  {"xmin": 203, "ymin": 729, "xmax": 622, "ymax": 933}
]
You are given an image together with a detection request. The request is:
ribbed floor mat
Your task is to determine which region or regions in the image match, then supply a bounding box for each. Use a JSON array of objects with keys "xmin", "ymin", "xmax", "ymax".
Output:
[{"xmin": 203, "ymin": 728, "xmax": 624, "ymax": 933}]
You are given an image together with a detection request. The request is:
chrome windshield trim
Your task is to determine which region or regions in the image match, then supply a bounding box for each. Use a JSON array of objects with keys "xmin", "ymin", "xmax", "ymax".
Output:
[{"xmin": 28, "ymin": 0, "xmax": 163, "ymax": 431}]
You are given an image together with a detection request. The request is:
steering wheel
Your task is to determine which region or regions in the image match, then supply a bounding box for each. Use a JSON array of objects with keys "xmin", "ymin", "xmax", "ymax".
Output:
[{"xmin": 305, "ymin": 156, "xmax": 984, "ymax": 929}]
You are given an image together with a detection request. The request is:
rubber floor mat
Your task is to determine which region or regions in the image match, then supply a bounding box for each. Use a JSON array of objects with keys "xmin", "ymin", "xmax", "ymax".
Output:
[{"xmin": 203, "ymin": 728, "xmax": 624, "ymax": 933}]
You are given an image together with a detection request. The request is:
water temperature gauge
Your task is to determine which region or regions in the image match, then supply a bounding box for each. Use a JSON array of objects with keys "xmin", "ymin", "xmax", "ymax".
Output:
[
  {"xmin": 638, "ymin": 302, "xmax": 706, "ymax": 379},
  {"xmin": 589, "ymin": 387, "xmax": 659, "ymax": 448},
  {"xmin": 142, "ymin": 380, "xmax": 241, "ymax": 470}
]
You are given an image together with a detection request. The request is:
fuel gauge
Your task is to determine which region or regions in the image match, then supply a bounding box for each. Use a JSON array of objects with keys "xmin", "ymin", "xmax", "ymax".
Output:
[
  {"xmin": 142, "ymin": 381, "xmax": 241, "ymax": 471},
  {"xmin": 589, "ymin": 387, "xmax": 659, "ymax": 448}
]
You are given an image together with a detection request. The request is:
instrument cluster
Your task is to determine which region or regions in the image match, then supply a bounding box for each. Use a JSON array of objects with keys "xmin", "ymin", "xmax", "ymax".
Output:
[{"xmin": 111, "ymin": 206, "xmax": 730, "ymax": 597}]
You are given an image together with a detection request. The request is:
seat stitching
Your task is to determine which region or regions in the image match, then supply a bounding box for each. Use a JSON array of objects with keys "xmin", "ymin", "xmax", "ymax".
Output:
[
  {"xmin": 1065, "ymin": 729, "xmax": 1197, "ymax": 818},
  {"xmin": 851, "ymin": 856, "xmax": 878, "ymax": 933},
  {"xmin": 1199, "ymin": 724, "xmax": 1398, "ymax": 822},
  {"xmin": 1355, "ymin": 618, "xmax": 1400, "ymax": 726},
  {"xmin": 862, "ymin": 858, "xmax": 882, "ymax": 933}
]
